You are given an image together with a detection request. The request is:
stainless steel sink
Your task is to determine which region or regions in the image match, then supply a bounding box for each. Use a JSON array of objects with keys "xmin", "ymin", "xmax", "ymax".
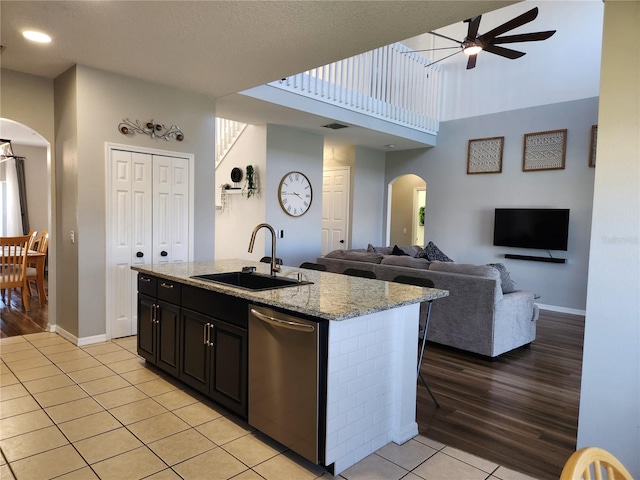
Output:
[{"xmin": 191, "ymin": 272, "xmax": 313, "ymax": 291}]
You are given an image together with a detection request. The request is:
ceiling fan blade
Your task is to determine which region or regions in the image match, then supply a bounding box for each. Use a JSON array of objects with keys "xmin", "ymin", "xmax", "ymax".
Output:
[
  {"xmin": 491, "ymin": 31, "xmax": 556, "ymax": 45},
  {"xmin": 479, "ymin": 7, "xmax": 539, "ymax": 43},
  {"xmin": 466, "ymin": 54, "xmax": 478, "ymax": 70},
  {"xmin": 465, "ymin": 15, "xmax": 482, "ymax": 41},
  {"xmin": 429, "ymin": 31, "xmax": 463, "ymax": 45},
  {"xmin": 484, "ymin": 44, "xmax": 526, "ymax": 59}
]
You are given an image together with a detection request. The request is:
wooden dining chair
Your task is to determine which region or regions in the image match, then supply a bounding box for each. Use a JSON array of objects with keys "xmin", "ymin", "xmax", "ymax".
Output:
[
  {"xmin": 26, "ymin": 231, "xmax": 49, "ymax": 301},
  {"xmin": 1, "ymin": 235, "xmax": 31, "ymax": 311},
  {"xmin": 560, "ymin": 447, "xmax": 633, "ymax": 480},
  {"xmin": 27, "ymin": 229, "xmax": 38, "ymax": 250}
]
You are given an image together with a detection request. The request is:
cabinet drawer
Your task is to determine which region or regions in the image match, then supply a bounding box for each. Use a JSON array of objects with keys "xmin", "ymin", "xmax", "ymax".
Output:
[
  {"xmin": 138, "ymin": 274, "xmax": 157, "ymax": 296},
  {"xmin": 157, "ymin": 279, "xmax": 181, "ymax": 304}
]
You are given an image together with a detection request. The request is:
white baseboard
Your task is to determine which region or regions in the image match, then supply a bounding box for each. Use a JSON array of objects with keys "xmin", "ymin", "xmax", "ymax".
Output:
[
  {"xmin": 48, "ymin": 325, "xmax": 107, "ymax": 346},
  {"xmin": 537, "ymin": 303, "xmax": 586, "ymax": 316}
]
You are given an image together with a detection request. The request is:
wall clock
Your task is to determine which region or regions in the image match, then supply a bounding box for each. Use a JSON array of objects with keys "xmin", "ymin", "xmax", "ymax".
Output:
[{"xmin": 278, "ymin": 171, "xmax": 312, "ymax": 217}]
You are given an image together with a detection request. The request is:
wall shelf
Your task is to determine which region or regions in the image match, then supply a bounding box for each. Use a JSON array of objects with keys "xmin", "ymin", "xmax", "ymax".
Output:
[{"xmin": 505, "ymin": 254, "xmax": 566, "ymax": 264}]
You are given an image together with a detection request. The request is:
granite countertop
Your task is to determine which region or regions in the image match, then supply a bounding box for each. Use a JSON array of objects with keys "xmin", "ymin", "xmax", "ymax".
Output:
[{"xmin": 131, "ymin": 259, "xmax": 449, "ymax": 321}]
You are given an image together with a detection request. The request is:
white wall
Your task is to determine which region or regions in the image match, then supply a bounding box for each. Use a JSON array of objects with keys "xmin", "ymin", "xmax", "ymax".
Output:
[
  {"xmin": 214, "ymin": 125, "xmax": 267, "ymax": 261},
  {"xmin": 402, "ymin": 1, "xmax": 604, "ymax": 122},
  {"xmin": 385, "ymin": 97, "xmax": 597, "ymax": 311},
  {"xmin": 578, "ymin": 1, "xmax": 640, "ymax": 476},
  {"xmin": 55, "ymin": 65, "xmax": 216, "ymax": 339},
  {"xmin": 352, "ymin": 146, "xmax": 386, "ymax": 249},
  {"xmin": 265, "ymin": 125, "xmax": 324, "ymax": 267}
]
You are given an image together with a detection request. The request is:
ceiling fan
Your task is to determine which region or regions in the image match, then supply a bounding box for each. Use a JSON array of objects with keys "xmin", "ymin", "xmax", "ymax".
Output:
[{"xmin": 413, "ymin": 7, "xmax": 556, "ymax": 69}]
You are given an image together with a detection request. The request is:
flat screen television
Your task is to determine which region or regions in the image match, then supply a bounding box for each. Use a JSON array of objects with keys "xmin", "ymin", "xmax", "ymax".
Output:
[{"xmin": 493, "ymin": 208, "xmax": 570, "ymax": 251}]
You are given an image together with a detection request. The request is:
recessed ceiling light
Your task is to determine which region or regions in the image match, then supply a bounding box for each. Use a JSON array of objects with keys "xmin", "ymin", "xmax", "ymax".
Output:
[
  {"xmin": 385, "ymin": 144, "xmax": 396, "ymax": 148},
  {"xmin": 23, "ymin": 31, "xmax": 52, "ymax": 44}
]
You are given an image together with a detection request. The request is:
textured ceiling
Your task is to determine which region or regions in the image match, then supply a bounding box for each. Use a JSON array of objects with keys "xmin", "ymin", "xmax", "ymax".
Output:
[
  {"xmin": 1, "ymin": 1, "xmax": 515, "ymax": 149},
  {"xmin": 1, "ymin": 1, "xmax": 512, "ymax": 98}
]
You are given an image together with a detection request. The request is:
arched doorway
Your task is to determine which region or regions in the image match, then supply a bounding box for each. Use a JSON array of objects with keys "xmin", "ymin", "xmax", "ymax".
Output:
[
  {"xmin": 386, "ymin": 174, "xmax": 426, "ymax": 247},
  {"xmin": 0, "ymin": 118, "xmax": 54, "ymax": 331}
]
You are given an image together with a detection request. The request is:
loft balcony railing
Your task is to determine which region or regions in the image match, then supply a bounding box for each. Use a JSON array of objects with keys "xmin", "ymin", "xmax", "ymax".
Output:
[
  {"xmin": 268, "ymin": 42, "xmax": 441, "ymax": 135},
  {"xmin": 215, "ymin": 117, "xmax": 247, "ymax": 168}
]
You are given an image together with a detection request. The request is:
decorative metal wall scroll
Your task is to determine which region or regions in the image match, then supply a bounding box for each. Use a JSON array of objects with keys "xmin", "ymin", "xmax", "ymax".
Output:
[
  {"xmin": 467, "ymin": 136, "xmax": 504, "ymax": 174},
  {"xmin": 118, "ymin": 119, "xmax": 184, "ymax": 141},
  {"xmin": 522, "ymin": 129, "xmax": 567, "ymax": 172},
  {"xmin": 589, "ymin": 125, "xmax": 597, "ymax": 168}
]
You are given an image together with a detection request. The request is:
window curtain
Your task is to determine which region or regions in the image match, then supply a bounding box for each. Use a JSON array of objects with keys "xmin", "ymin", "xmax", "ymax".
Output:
[
  {"xmin": 4, "ymin": 157, "xmax": 28, "ymax": 235},
  {"xmin": 14, "ymin": 156, "xmax": 30, "ymax": 234}
]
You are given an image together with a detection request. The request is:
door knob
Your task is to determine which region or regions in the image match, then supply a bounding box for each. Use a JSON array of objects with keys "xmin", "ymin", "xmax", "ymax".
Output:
[
  {"xmin": 160, "ymin": 251, "xmax": 168, "ymax": 257},
  {"xmin": 339, "ymin": 240, "xmax": 344, "ymax": 243},
  {"xmin": 136, "ymin": 252, "xmax": 144, "ymax": 258}
]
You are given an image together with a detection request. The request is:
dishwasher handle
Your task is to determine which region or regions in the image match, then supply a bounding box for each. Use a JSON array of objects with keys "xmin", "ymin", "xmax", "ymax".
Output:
[{"xmin": 250, "ymin": 308, "xmax": 315, "ymax": 332}]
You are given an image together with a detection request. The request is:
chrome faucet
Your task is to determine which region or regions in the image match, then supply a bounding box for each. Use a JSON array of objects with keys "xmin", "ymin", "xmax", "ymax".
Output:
[{"xmin": 248, "ymin": 223, "xmax": 281, "ymax": 276}]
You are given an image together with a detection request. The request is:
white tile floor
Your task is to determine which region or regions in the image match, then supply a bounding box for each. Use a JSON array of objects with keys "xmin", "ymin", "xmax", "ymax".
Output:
[{"xmin": 0, "ymin": 332, "xmax": 540, "ymax": 480}]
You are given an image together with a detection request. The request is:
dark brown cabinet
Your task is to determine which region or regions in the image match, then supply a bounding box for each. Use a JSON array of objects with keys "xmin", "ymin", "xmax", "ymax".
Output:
[
  {"xmin": 136, "ymin": 275, "xmax": 180, "ymax": 377},
  {"xmin": 179, "ymin": 308, "xmax": 247, "ymax": 417},
  {"xmin": 137, "ymin": 273, "xmax": 248, "ymax": 418}
]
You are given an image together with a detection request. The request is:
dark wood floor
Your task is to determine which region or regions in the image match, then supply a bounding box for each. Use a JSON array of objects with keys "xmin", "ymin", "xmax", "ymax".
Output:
[
  {"xmin": 418, "ymin": 309, "xmax": 584, "ymax": 480},
  {"xmin": 0, "ymin": 280, "xmax": 49, "ymax": 337},
  {"xmin": 2, "ymin": 287, "xmax": 582, "ymax": 480}
]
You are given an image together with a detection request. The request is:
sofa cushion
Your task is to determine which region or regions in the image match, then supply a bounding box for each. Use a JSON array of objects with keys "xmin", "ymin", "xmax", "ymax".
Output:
[
  {"xmin": 367, "ymin": 244, "xmax": 394, "ymax": 255},
  {"xmin": 380, "ymin": 256, "xmax": 431, "ymax": 269},
  {"xmin": 429, "ymin": 261, "xmax": 500, "ymax": 281},
  {"xmin": 488, "ymin": 263, "xmax": 517, "ymax": 293},
  {"xmin": 422, "ymin": 241, "xmax": 454, "ymax": 262},
  {"xmin": 391, "ymin": 245, "xmax": 410, "ymax": 256},
  {"xmin": 325, "ymin": 249, "xmax": 384, "ymax": 264}
]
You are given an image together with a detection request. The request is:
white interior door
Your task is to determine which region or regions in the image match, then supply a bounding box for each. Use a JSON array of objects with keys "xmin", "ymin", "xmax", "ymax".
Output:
[
  {"xmin": 152, "ymin": 155, "xmax": 190, "ymax": 264},
  {"xmin": 109, "ymin": 150, "xmax": 152, "ymax": 339},
  {"xmin": 107, "ymin": 147, "xmax": 192, "ymax": 339},
  {"xmin": 321, "ymin": 167, "xmax": 350, "ymax": 254}
]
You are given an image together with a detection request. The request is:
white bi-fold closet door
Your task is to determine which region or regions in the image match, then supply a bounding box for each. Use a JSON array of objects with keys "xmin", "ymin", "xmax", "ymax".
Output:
[{"xmin": 107, "ymin": 146, "xmax": 192, "ymax": 339}]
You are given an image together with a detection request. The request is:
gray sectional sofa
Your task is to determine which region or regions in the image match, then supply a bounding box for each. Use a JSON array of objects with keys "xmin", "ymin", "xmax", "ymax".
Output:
[{"xmin": 316, "ymin": 247, "xmax": 539, "ymax": 358}]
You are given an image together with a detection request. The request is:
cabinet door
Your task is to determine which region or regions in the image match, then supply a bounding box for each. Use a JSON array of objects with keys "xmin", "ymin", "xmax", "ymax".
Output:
[
  {"xmin": 179, "ymin": 309, "xmax": 211, "ymax": 395},
  {"xmin": 137, "ymin": 293, "xmax": 156, "ymax": 364},
  {"xmin": 210, "ymin": 319, "xmax": 247, "ymax": 417},
  {"xmin": 156, "ymin": 300, "xmax": 180, "ymax": 376}
]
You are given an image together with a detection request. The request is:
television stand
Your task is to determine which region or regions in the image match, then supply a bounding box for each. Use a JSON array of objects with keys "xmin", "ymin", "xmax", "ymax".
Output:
[{"xmin": 505, "ymin": 254, "xmax": 566, "ymax": 264}]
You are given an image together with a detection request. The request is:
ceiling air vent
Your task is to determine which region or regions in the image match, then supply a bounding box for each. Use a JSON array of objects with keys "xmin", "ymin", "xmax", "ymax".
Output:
[{"xmin": 322, "ymin": 122, "xmax": 348, "ymax": 130}]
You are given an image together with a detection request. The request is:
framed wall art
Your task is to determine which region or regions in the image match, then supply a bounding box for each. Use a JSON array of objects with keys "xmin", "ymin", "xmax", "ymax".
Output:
[
  {"xmin": 467, "ymin": 136, "xmax": 504, "ymax": 174},
  {"xmin": 522, "ymin": 129, "xmax": 567, "ymax": 172},
  {"xmin": 589, "ymin": 125, "xmax": 597, "ymax": 168}
]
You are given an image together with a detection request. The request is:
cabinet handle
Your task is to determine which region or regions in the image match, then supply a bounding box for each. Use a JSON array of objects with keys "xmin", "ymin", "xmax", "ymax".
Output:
[
  {"xmin": 203, "ymin": 323, "xmax": 210, "ymax": 346},
  {"xmin": 140, "ymin": 277, "xmax": 151, "ymax": 282},
  {"xmin": 160, "ymin": 282, "xmax": 174, "ymax": 289},
  {"xmin": 209, "ymin": 324, "xmax": 214, "ymax": 348},
  {"xmin": 154, "ymin": 304, "xmax": 159, "ymax": 324}
]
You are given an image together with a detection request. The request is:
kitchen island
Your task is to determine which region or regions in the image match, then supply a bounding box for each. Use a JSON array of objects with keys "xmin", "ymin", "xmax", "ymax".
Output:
[{"xmin": 132, "ymin": 259, "xmax": 448, "ymax": 475}]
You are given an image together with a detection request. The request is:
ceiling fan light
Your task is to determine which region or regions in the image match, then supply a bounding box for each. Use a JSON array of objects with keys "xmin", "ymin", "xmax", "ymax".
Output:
[{"xmin": 463, "ymin": 44, "xmax": 483, "ymax": 56}]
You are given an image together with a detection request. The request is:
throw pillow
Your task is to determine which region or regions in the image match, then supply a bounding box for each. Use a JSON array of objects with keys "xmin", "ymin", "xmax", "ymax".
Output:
[
  {"xmin": 488, "ymin": 263, "xmax": 517, "ymax": 293},
  {"xmin": 423, "ymin": 241, "xmax": 453, "ymax": 262},
  {"xmin": 391, "ymin": 245, "xmax": 410, "ymax": 256}
]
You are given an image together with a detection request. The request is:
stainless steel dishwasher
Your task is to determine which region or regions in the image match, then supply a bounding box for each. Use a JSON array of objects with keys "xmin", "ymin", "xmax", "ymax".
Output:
[{"xmin": 248, "ymin": 305, "xmax": 325, "ymax": 464}]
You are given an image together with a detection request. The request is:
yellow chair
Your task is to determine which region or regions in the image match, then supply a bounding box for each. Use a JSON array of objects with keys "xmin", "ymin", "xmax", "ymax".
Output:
[
  {"xmin": 0, "ymin": 235, "xmax": 31, "ymax": 311},
  {"xmin": 560, "ymin": 447, "xmax": 633, "ymax": 480}
]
